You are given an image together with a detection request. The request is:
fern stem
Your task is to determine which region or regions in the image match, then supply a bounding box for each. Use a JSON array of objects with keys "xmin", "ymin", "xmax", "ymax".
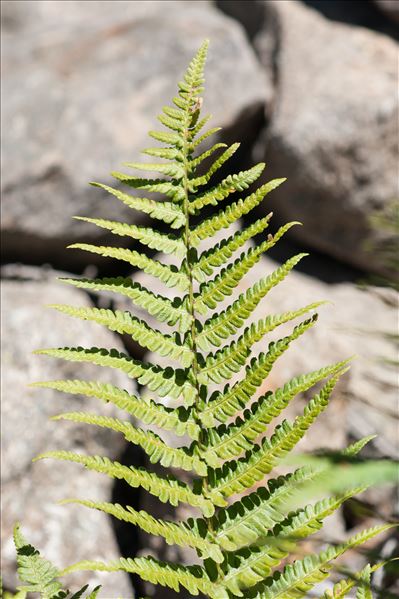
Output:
[{"xmin": 181, "ymin": 90, "xmax": 224, "ymax": 579}]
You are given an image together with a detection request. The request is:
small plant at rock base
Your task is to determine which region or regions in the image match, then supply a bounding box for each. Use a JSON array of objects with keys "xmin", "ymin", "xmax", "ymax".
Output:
[{"xmin": 14, "ymin": 41, "xmax": 396, "ymax": 598}]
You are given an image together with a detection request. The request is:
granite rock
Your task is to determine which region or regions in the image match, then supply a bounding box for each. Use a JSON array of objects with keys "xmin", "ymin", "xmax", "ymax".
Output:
[
  {"xmin": 1, "ymin": 0, "xmax": 269, "ymax": 269},
  {"xmin": 252, "ymin": 0, "xmax": 398, "ymax": 277}
]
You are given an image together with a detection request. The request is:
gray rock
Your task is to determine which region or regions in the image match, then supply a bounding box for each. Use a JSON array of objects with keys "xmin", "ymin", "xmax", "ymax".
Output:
[
  {"xmin": 1, "ymin": 273, "xmax": 135, "ymax": 596},
  {"xmin": 253, "ymin": 0, "xmax": 398, "ymax": 277},
  {"xmin": 1, "ymin": 0, "xmax": 269, "ymax": 269}
]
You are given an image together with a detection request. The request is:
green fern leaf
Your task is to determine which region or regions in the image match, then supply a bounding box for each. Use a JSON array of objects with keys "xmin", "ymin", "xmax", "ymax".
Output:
[
  {"xmin": 213, "ymin": 467, "xmax": 317, "ymax": 551},
  {"xmin": 161, "ymin": 105, "xmax": 184, "ymax": 120},
  {"xmin": 210, "ymin": 370, "xmax": 345, "ymax": 497},
  {"xmin": 192, "ymin": 214, "xmax": 273, "ymax": 282},
  {"xmin": 90, "ymin": 183, "xmax": 186, "ymax": 229},
  {"xmin": 59, "ymin": 276, "xmax": 192, "ymax": 333},
  {"xmin": 189, "ymin": 142, "xmax": 240, "ymax": 189},
  {"xmin": 194, "ymin": 222, "xmax": 300, "ymax": 313},
  {"xmin": 35, "ymin": 347, "xmax": 196, "ymax": 403},
  {"xmin": 200, "ymin": 302, "xmax": 324, "ymax": 385},
  {"xmin": 48, "ymin": 304, "xmax": 192, "ymax": 367},
  {"xmin": 214, "ymin": 435, "xmax": 373, "ymax": 554},
  {"xmin": 148, "ymin": 129, "xmax": 184, "ymax": 147},
  {"xmin": 31, "ymin": 379, "xmax": 199, "ymax": 439},
  {"xmin": 52, "ymin": 413, "xmax": 206, "ymax": 475},
  {"xmin": 34, "ymin": 451, "xmax": 220, "ymax": 516},
  {"xmin": 222, "ymin": 543, "xmax": 287, "ymax": 596},
  {"xmin": 156, "ymin": 113, "xmax": 185, "ymax": 133},
  {"xmin": 187, "ymin": 142, "xmax": 227, "ymax": 170},
  {"xmin": 269, "ymin": 486, "xmax": 364, "ymax": 545},
  {"xmin": 247, "ymin": 524, "xmax": 393, "ymax": 599},
  {"xmin": 111, "ymin": 172, "xmax": 185, "ymax": 203},
  {"xmin": 200, "ymin": 315, "xmax": 318, "ymax": 427},
  {"xmin": 122, "ymin": 161, "xmax": 184, "ymax": 179},
  {"xmin": 190, "ymin": 178, "xmax": 286, "ymax": 246},
  {"xmin": 203, "ymin": 359, "xmax": 350, "ymax": 460},
  {"xmin": 322, "ymin": 563, "xmax": 385, "ymax": 599},
  {"xmin": 13, "ymin": 524, "xmax": 63, "ymax": 598},
  {"xmin": 188, "ymin": 163, "xmax": 265, "ymax": 214},
  {"xmin": 67, "ymin": 244, "xmax": 189, "ymax": 291},
  {"xmin": 59, "ymin": 499, "xmax": 222, "ymax": 562},
  {"xmin": 190, "ymin": 125, "xmax": 222, "ymax": 150},
  {"xmin": 61, "ymin": 555, "xmax": 226, "ymax": 599},
  {"xmin": 357, "ymin": 565, "xmax": 374, "ymax": 599},
  {"xmin": 196, "ymin": 253, "xmax": 308, "ymax": 351},
  {"xmin": 73, "ymin": 217, "xmax": 185, "ymax": 257},
  {"xmin": 343, "ymin": 435, "xmax": 377, "ymax": 457},
  {"xmin": 141, "ymin": 146, "xmax": 183, "ymax": 161}
]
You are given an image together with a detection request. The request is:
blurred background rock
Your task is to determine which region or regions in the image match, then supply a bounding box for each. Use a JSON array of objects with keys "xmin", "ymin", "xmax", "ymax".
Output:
[{"xmin": 1, "ymin": 1, "xmax": 398, "ymax": 598}]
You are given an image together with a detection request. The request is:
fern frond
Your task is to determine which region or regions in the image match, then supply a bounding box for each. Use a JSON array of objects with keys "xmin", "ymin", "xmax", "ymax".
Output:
[
  {"xmin": 211, "ymin": 370, "xmax": 345, "ymax": 498},
  {"xmin": 323, "ymin": 563, "xmax": 385, "ymax": 599},
  {"xmin": 182, "ymin": 38, "xmax": 209, "ymax": 89},
  {"xmin": 188, "ymin": 142, "xmax": 227, "ymax": 170},
  {"xmin": 201, "ymin": 302, "xmax": 324, "ymax": 385},
  {"xmin": 34, "ymin": 452, "xmax": 221, "ymax": 516},
  {"xmin": 222, "ymin": 543, "xmax": 286, "ymax": 596},
  {"xmin": 190, "ymin": 179, "xmax": 286, "ymax": 246},
  {"xmin": 111, "ymin": 172, "xmax": 185, "ymax": 203},
  {"xmin": 157, "ymin": 114, "xmax": 185, "ymax": 133},
  {"xmin": 192, "ymin": 214, "xmax": 273, "ymax": 282},
  {"xmin": 13, "ymin": 524, "xmax": 63, "ymax": 598},
  {"xmin": 343, "ymin": 435, "xmax": 377, "ymax": 457},
  {"xmin": 200, "ymin": 315, "xmax": 318, "ymax": 427},
  {"xmin": 247, "ymin": 524, "xmax": 393, "ymax": 599},
  {"xmin": 59, "ymin": 276, "xmax": 192, "ymax": 333},
  {"xmin": 73, "ymin": 217, "xmax": 185, "ymax": 257},
  {"xmin": 35, "ymin": 347, "xmax": 196, "ymax": 404},
  {"xmin": 67, "ymin": 244, "xmax": 189, "ymax": 291},
  {"xmin": 188, "ymin": 163, "xmax": 265, "ymax": 214},
  {"xmin": 162, "ymin": 105, "xmax": 184, "ymax": 120},
  {"xmin": 196, "ymin": 253, "xmax": 308, "ymax": 351},
  {"xmin": 189, "ymin": 143, "xmax": 240, "ymax": 189},
  {"xmin": 148, "ymin": 129, "xmax": 184, "ymax": 147},
  {"xmin": 271, "ymin": 487, "xmax": 364, "ymax": 546},
  {"xmin": 31, "ymin": 379, "xmax": 200, "ymax": 439},
  {"xmin": 142, "ymin": 146, "xmax": 183, "ymax": 161},
  {"xmin": 62, "ymin": 555, "xmax": 226, "ymax": 599},
  {"xmin": 204, "ymin": 359, "xmax": 350, "ymax": 460},
  {"xmin": 52, "ymin": 413, "xmax": 206, "ymax": 475},
  {"xmin": 190, "ymin": 125, "xmax": 222, "ymax": 150},
  {"xmin": 25, "ymin": 41, "xmax": 390, "ymax": 599},
  {"xmin": 48, "ymin": 305, "xmax": 192, "ymax": 367},
  {"xmin": 222, "ymin": 492, "xmax": 363, "ymax": 595},
  {"xmin": 90, "ymin": 183, "xmax": 185, "ymax": 229},
  {"xmin": 59, "ymin": 499, "xmax": 223, "ymax": 562},
  {"xmin": 194, "ymin": 222, "xmax": 300, "ymax": 313},
  {"xmin": 12, "ymin": 524, "xmax": 101, "ymax": 599},
  {"xmin": 213, "ymin": 467, "xmax": 317, "ymax": 551},
  {"xmin": 357, "ymin": 565, "xmax": 373, "ymax": 599},
  {"xmin": 122, "ymin": 161, "xmax": 184, "ymax": 179}
]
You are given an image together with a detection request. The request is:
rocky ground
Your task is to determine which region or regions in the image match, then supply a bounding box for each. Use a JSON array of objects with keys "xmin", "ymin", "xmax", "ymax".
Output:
[{"xmin": 1, "ymin": 1, "xmax": 398, "ymax": 598}]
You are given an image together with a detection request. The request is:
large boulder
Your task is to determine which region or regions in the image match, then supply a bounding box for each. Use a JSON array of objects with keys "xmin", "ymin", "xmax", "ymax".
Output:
[
  {"xmin": 1, "ymin": 0, "xmax": 270, "ymax": 269},
  {"xmin": 1, "ymin": 270, "xmax": 135, "ymax": 596},
  {"xmin": 252, "ymin": 0, "xmax": 398, "ymax": 277}
]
